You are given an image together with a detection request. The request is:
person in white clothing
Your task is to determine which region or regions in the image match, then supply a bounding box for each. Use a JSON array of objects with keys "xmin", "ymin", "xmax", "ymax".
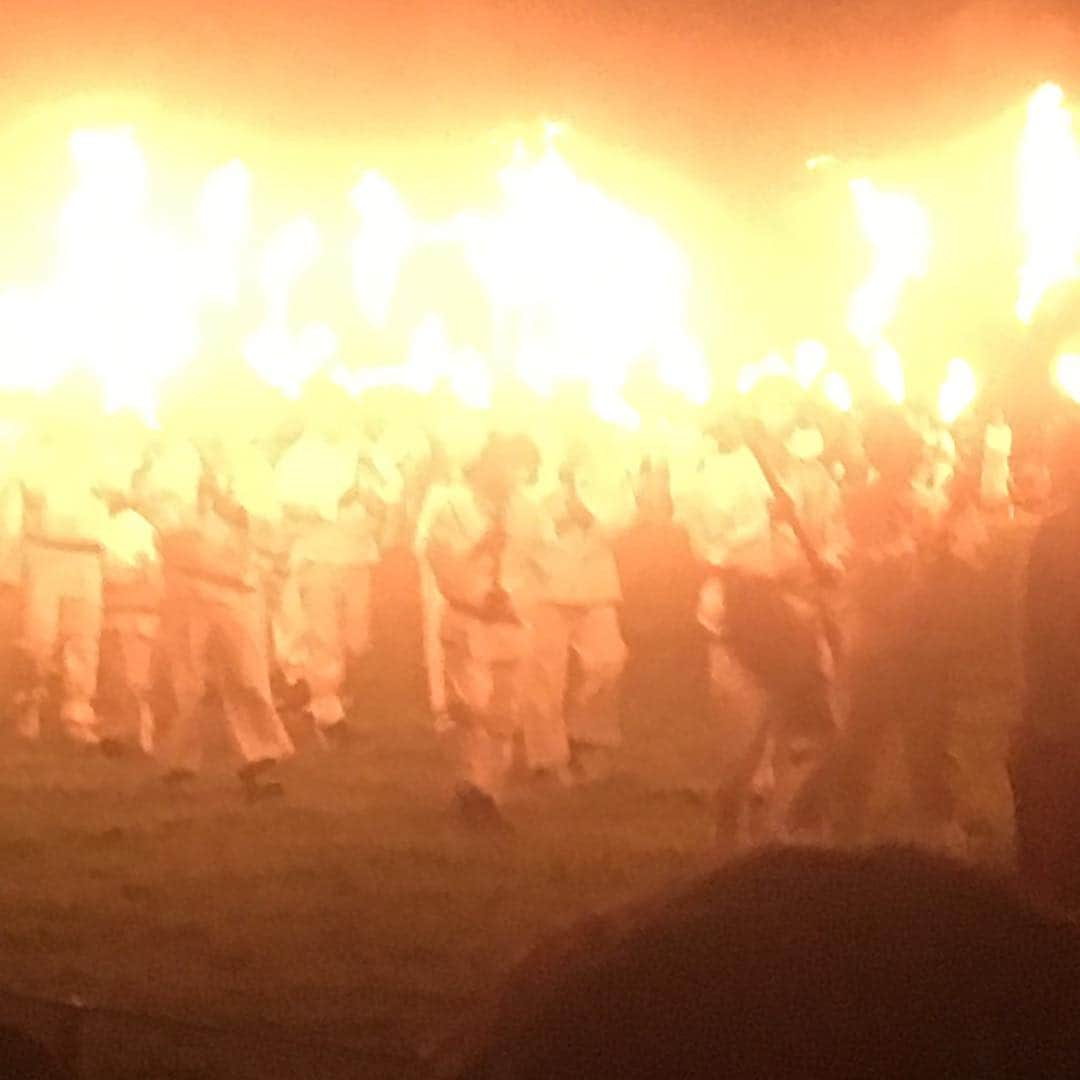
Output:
[
  {"xmin": 275, "ymin": 426, "xmax": 381, "ymax": 742},
  {"xmin": 138, "ymin": 433, "xmax": 294, "ymax": 800},
  {"xmin": 0, "ymin": 424, "xmax": 26, "ymax": 728},
  {"xmin": 981, "ymin": 412, "xmax": 1013, "ymax": 511},
  {"xmin": 520, "ymin": 435, "xmax": 637, "ymax": 784},
  {"xmin": 16, "ymin": 408, "xmax": 109, "ymax": 745},
  {"xmin": 414, "ymin": 417, "xmax": 490, "ymax": 728},
  {"xmin": 426, "ymin": 433, "xmax": 546, "ymax": 829},
  {"xmin": 97, "ymin": 504, "xmax": 161, "ymax": 756}
]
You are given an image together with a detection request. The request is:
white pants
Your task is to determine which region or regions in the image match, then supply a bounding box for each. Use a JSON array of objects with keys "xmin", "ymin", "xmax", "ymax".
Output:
[
  {"xmin": 419, "ymin": 561, "xmax": 448, "ymax": 718},
  {"xmin": 159, "ymin": 569, "xmax": 294, "ymax": 773},
  {"xmin": 442, "ymin": 607, "xmax": 530, "ymax": 800},
  {"xmin": 275, "ymin": 562, "xmax": 372, "ymax": 728},
  {"xmin": 19, "ymin": 543, "xmax": 103, "ymax": 743},
  {"xmin": 520, "ymin": 603, "xmax": 627, "ymax": 770}
]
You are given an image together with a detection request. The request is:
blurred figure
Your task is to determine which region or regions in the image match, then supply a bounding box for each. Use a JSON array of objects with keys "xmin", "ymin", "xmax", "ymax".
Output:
[
  {"xmin": 415, "ymin": 419, "xmax": 489, "ymax": 729},
  {"xmin": 274, "ymin": 421, "xmax": 376, "ymax": 744},
  {"xmin": 15, "ymin": 395, "xmax": 109, "ymax": 745},
  {"xmin": 828, "ymin": 409, "xmax": 963, "ymax": 848},
  {"xmin": 1010, "ymin": 421, "xmax": 1080, "ymax": 910},
  {"xmin": 520, "ymin": 434, "xmax": 637, "ymax": 785},
  {"xmin": 139, "ymin": 433, "xmax": 293, "ymax": 800},
  {"xmin": 681, "ymin": 392, "xmax": 840, "ymax": 854},
  {"xmin": 0, "ymin": 423, "xmax": 27, "ymax": 727},
  {"xmin": 438, "ymin": 846, "xmax": 1080, "ymax": 1080},
  {"xmin": 426, "ymin": 433, "xmax": 546, "ymax": 829},
  {"xmin": 96, "ymin": 503, "xmax": 161, "ymax": 756},
  {"xmin": 981, "ymin": 410, "xmax": 1013, "ymax": 512}
]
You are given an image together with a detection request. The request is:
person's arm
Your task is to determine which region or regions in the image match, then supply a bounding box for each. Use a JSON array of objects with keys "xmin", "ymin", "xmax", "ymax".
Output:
[{"xmin": 426, "ymin": 496, "xmax": 490, "ymax": 609}]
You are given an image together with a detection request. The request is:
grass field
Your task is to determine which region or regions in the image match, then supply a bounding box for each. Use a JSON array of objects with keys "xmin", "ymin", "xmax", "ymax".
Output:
[{"xmin": 0, "ymin": 526, "xmax": 1030, "ymax": 1077}]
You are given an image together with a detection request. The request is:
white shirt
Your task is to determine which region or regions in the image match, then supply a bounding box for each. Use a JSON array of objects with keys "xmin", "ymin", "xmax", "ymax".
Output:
[
  {"xmin": 19, "ymin": 434, "xmax": 109, "ymax": 544},
  {"xmin": 537, "ymin": 460, "xmax": 637, "ymax": 606},
  {"xmin": 276, "ymin": 433, "xmax": 356, "ymax": 523},
  {"xmin": 680, "ymin": 444, "xmax": 775, "ymax": 574}
]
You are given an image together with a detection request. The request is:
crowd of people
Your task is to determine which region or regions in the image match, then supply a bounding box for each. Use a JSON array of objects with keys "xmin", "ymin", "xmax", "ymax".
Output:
[{"xmin": 0, "ymin": 367, "xmax": 1069, "ymax": 878}]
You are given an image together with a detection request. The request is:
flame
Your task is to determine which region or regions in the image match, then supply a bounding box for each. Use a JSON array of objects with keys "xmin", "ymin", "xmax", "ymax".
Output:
[
  {"xmin": 350, "ymin": 171, "xmax": 419, "ymax": 328},
  {"xmin": 848, "ymin": 178, "xmax": 931, "ymax": 347},
  {"xmin": 456, "ymin": 136, "xmax": 707, "ymax": 416},
  {"xmin": 737, "ymin": 352, "xmax": 792, "ymax": 395},
  {"xmin": 19, "ymin": 97, "xmax": 1080, "ymax": 435},
  {"xmin": 871, "ymin": 342, "xmax": 906, "ymax": 405},
  {"xmin": 656, "ymin": 335, "xmax": 711, "ymax": 406},
  {"xmin": 49, "ymin": 129, "xmax": 201, "ymax": 423},
  {"xmin": 1017, "ymin": 84, "xmax": 1080, "ymax": 324},
  {"xmin": 794, "ymin": 339, "xmax": 828, "ymax": 389},
  {"xmin": 244, "ymin": 217, "xmax": 336, "ymax": 398},
  {"xmin": 331, "ymin": 312, "xmax": 492, "ymax": 408},
  {"xmin": 0, "ymin": 288, "xmax": 70, "ymax": 393},
  {"xmin": 196, "ymin": 160, "xmax": 252, "ymax": 305},
  {"xmin": 590, "ymin": 387, "xmax": 641, "ymax": 431},
  {"xmin": 846, "ymin": 178, "xmax": 928, "ymax": 405},
  {"xmin": 938, "ymin": 357, "xmax": 978, "ymax": 423},
  {"xmin": 1055, "ymin": 353, "xmax": 1080, "ymax": 403},
  {"xmin": 822, "ymin": 371, "xmax": 853, "ymax": 413}
]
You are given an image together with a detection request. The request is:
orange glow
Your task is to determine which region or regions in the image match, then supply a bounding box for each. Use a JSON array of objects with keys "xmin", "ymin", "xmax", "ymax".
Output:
[
  {"xmin": 0, "ymin": 83, "xmax": 1077, "ymax": 436},
  {"xmin": 1055, "ymin": 353, "xmax": 1080, "ymax": 404},
  {"xmin": 822, "ymin": 371, "xmax": 853, "ymax": 413},
  {"xmin": 871, "ymin": 342, "xmax": 906, "ymax": 406},
  {"xmin": 244, "ymin": 217, "xmax": 338, "ymax": 399},
  {"xmin": 454, "ymin": 134, "xmax": 708, "ymax": 414},
  {"xmin": 937, "ymin": 357, "xmax": 978, "ymax": 423},
  {"xmin": 14, "ymin": 128, "xmax": 206, "ymax": 423},
  {"xmin": 1017, "ymin": 84, "xmax": 1080, "ymax": 324},
  {"xmin": 196, "ymin": 160, "xmax": 252, "ymax": 306},
  {"xmin": 848, "ymin": 178, "xmax": 931, "ymax": 348},
  {"xmin": 793, "ymin": 339, "xmax": 828, "ymax": 390},
  {"xmin": 350, "ymin": 171, "xmax": 419, "ymax": 329},
  {"xmin": 737, "ymin": 353, "xmax": 791, "ymax": 395}
]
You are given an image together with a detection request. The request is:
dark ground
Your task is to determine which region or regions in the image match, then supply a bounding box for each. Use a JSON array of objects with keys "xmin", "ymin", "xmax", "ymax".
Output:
[{"xmin": 0, "ymin": 521, "xmax": 1027, "ymax": 1076}]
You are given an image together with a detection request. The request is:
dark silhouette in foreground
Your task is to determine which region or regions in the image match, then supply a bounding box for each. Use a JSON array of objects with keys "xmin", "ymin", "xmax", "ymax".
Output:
[
  {"xmin": 436, "ymin": 846, "xmax": 1080, "ymax": 1079},
  {"xmin": 1012, "ymin": 420, "xmax": 1080, "ymax": 911},
  {"xmin": 0, "ymin": 1025, "xmax": 67, "ymax": 1079}
]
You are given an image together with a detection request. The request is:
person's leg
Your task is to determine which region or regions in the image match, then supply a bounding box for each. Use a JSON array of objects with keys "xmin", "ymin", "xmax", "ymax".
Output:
[
  {"xmin": 419, "ymin": 561, "xmax": 449, "ymax": 722},
  {"xmin": 158, "ymin": 581, "xmax": 211, "ymax": 777},
  {"xmin": 214, "ymin": 589, "xmax": 295, "ymax": 772},
  {"xmin": 442, "ymin": 617, "xmax": 525, "ymax": 826},
  {"xmin": 708, "ymin": 640, "xmax": 771, "ymax": 855},
  {"xmin": 902, "ymin": 665, "xmax": 961, "ymax": 844},
  {"xmin": 519, "ymin": 604, "xmax": 572, "ymax": 772},
  {"xmin": 57, "ymin": 582, "xmax": 103, "ymax": 745},
  {"xmin": 15, "ymin": 547, "xmax": 60, "ymax": 739},
  {"xmin": 566, "ymin": 604, "xmax": 628, "ymax": 767},
  {"xmin": 298, "ymin": 563, "xmax": 348, "ymax": 733}
]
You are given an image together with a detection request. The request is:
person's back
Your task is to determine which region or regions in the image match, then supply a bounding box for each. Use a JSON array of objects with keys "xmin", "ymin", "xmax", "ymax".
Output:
[{"xmin": 438, "ymin": 846, "xmax": 1080, "ymax": 1079}]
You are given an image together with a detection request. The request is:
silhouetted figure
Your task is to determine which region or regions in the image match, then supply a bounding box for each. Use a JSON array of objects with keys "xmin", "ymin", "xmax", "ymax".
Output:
[
  {"xmin": 1011, "ymin": 421, "xmax": 1080, "ymax": 910},
  {"xmin": 437, "ymin": 846, "xmax": 1080, "ymax": 1080},
  {"xmin": 828, "ymin": 411, "xmax": 963, "ymax": 847},
  {"xmin": 0, "ymin": 1026, "xmax": 67, "ymax": 1079}
]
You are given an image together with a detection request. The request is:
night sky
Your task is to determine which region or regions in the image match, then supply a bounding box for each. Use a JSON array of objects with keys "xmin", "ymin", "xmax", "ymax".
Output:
[{"xmin": 2, "ymin": 0, "xmax": 1078, "ymax": 192}]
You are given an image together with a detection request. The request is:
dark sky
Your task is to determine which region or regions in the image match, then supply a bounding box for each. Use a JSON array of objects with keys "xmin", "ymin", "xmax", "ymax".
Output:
[{"xmin": 2, "ymin": 0, "xmax": 1078, "ymax": 192}]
